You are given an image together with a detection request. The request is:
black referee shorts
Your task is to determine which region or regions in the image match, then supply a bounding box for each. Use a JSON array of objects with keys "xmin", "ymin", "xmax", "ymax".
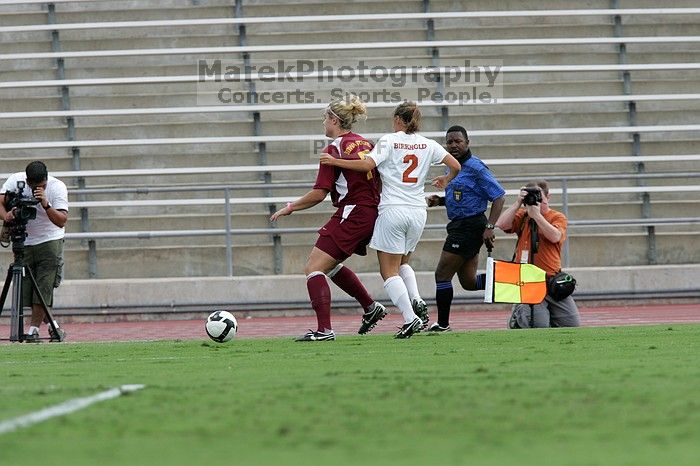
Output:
[{"xmin": 442, "ymin": 213, "xmax": 487, "ymax": 259}]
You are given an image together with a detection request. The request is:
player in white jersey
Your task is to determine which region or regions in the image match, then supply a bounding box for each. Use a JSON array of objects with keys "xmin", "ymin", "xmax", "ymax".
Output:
[{"xmin": 320, "ymin": 102, "xmax": 461, "ymax": 339}]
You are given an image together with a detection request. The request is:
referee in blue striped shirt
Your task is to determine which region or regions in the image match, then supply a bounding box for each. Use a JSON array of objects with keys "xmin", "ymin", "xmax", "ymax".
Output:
[{"xmin": 425, "ymin": 126, "xmax": 505, "ymax": 331}]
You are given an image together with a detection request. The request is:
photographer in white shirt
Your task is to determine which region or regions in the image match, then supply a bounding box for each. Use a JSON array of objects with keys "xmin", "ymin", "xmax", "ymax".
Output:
[{"xmin": 1, "ymin": 161, "xmax": 68, "ymax": 341}]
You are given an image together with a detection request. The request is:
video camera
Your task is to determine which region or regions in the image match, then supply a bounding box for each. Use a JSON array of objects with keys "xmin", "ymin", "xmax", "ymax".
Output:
[
  {"xmin": 1, "ymin": 181, "xmax": 40, "ymax": 248},
  {"xmin": 4, "ymin": 181, "xmax": 40, "ymax": 224},
  {"xmin": 522, "ymin": 187, "xmax": 543, "ymax": 206}
]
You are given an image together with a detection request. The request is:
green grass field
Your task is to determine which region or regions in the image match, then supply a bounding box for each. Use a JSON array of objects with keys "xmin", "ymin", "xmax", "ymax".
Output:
[{"xmin": 1, "ymin": 325, "xmax": 699, "ymax": 466}]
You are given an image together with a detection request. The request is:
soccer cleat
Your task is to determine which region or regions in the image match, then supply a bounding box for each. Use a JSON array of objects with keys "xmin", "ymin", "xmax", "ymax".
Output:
[
  {"xmin": 295, "ymin": 330, "xmax": 336, "ymax": 342},
  {"xmin": 23, "ymin": 329, "xmax": 40, "ymax": 343},
  {"xmin": 49, "ymin": 326, "xmax": 66, "ymax": 342},
  {"xmin": 426, "ymin": 323, "xmax": 452, "ymax": 333},
  {"xmin": 358, "ymin": 301, "xmax": 388, "ymax": 334},
  {"xmin": 508, "ymin": 309, "xmax": 522, "ymax": 329},
  {"xmin": 412, "ymin": 299, "xmax": 429, "ymax": 330},
  {"xmin": 394, "ymin": 317, "xmax": 423, "ymax": 339}
]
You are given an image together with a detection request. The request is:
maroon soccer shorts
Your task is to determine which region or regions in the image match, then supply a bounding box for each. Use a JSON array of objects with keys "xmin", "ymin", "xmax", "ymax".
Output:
[{"xmin": 315, "ymin": 205, "xmax": 378, "ymax": 261}]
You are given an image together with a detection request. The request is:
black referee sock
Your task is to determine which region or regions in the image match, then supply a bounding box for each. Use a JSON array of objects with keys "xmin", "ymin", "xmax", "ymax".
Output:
[
  {"xmin": 435, "ymin": 281, "xmax": 453, "ymax": 328},
  {"xmin": 475, "ymin": 273, "xmax": 486, "ymax": 290}
]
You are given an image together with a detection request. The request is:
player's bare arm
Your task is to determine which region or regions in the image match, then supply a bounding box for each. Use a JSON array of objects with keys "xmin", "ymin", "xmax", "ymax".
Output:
[
  {"xmin": 270, "ymin": 188, "xmax": 328, "ymax": 221},
  {"xmin": 431, "ymin": 153, "xmax": 461, "ymax": 189},
  {"xmin": 319, "ymin": 154, "xmax": 376, "ymax": 172}
]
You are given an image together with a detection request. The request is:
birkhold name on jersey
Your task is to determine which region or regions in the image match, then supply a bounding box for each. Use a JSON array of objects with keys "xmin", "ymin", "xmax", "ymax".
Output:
[{"xmin": 393, "ymin": 143, "xmax": 428, "ymax": 150}]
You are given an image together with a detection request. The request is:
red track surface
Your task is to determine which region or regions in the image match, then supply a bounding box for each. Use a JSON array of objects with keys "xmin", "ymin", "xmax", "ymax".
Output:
[{"xmin": 2, "ymin": 304, "xmax": 699, "ymax": 343}]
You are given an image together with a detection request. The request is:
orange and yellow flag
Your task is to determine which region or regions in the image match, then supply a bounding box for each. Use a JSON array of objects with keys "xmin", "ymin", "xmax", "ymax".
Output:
[{"xmin": 484, "ymin": 257, "xmax": 547, "ymax": 304}]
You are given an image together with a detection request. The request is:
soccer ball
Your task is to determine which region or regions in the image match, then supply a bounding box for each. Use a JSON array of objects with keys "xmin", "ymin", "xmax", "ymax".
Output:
[{"xmin": 205, "ymin": 310, "xmax": 238, "ymax": 343}]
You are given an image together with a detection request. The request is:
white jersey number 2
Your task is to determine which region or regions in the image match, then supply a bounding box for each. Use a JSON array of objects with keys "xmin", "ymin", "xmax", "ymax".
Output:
[{"xmin": 402, "ymin": 154, "xmax": 418, "ymax": 183}]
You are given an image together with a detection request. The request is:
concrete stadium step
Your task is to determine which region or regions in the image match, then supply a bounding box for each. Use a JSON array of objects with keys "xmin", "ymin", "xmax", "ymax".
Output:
[
  {"xmin": 0, "ymin": 58, "xmax": 57, "ymax": 73},
  {"xmin": 62, "ymin": 118, "xmax": 642, "ymax": 145},
  {"xmin": 0, "ymin": 127, "xmax": 67, "ymax": 143},
  {"xmin": 241, "ymin": 0, "xmax": 421, "ymax": 17},
  {"xmin": 244, "ymin": 27, "xmax": 427, "ymax": 45},
  {"xmin": 0, "ymin": 38, "xmax": 52, "ymax": 54},
  {"xmin": 57, "ymin": 35, "xmax": 241, "ymax": 52},
  {"xmin": 0, "ymin": 86, "xmax": 61, "ymax": 99},
  {"xmin": 71, "ymin": 121, "xmax": 255, "ymax": 141},
  {"xmin": 53, "ymin": 2, "xmax": 234, "ymax": 19},
  {"xmin": 627, "ymin": 51, "xmax": 700, "ymax": 64},
  {"xmin": 0, "ymin": 96, "xmax": 63, "ymax": 113},
  {"xmin": 433, "ymin": 25, "xmax": 614, "ymax": 41},
  {"xmin": 0, "ymin": 68, "xmax": 56, "ymax": 81},
  {"xmin": 1, "ymin": 117, "xmax": 65, "ymax": 132},
  {"xmin": 0, "ymin": 8, "xmax": 46, "ymax": 23}
]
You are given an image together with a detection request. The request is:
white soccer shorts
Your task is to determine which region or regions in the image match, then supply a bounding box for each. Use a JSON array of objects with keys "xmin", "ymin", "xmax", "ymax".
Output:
[{"xmin": 369, "ymin": 206, "xmax": 427, "ymax": 255}]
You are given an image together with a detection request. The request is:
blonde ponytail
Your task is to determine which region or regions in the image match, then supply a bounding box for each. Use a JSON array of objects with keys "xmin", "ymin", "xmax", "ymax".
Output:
[{"xmin": 326, "ymin": 94, "xmax": 368, "ymax": 130}]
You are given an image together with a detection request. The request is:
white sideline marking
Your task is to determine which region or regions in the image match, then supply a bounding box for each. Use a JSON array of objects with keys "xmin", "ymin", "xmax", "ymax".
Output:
[{"xmin": 0, "ymin": 384, "xmax": 145, "ymax": 435}]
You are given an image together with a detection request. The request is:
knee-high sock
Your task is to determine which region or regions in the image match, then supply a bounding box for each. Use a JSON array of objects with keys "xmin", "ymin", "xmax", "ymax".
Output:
[
  {"xmin": 475, "ymin": 273, "xmax": 486, "ymax": 290},
  {"xmin": 307, "ymin": 272, "xmax": 332, "ymax": 332},
  {"xmin": 435, "ymin": 281, "xmax": 454, "ymax": 327},
  {"xmin": 399, "ymin": 264, "xmax": 421, "ymax": 302},
  {"xmin": 328, "ymin": 264, "xmax": 373, "ymax": 309},
  {"xmin": 384, "ymin": 275, "xmax": 415, "ymax": 324}
]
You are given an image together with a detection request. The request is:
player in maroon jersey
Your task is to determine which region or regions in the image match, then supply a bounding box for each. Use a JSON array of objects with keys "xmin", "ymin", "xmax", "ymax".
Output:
[{"xmin": 270, "ymin": 95, "xmax": 387, "ymax": 341}]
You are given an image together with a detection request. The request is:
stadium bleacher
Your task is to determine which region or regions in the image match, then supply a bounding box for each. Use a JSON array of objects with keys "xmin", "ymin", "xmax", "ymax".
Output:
[{"xmin": 0, "ymin": 1, "xmax": 698, "ymax": 308}]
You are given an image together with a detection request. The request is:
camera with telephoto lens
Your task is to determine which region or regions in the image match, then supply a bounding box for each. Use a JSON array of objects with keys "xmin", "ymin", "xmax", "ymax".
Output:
[
  {"xmin": 522, "ymin": 187, "xmax": 543, "ymax": 206},
  {"xmin": 5, "ymin": 181, "xmax": 40, "ymax": 223}
]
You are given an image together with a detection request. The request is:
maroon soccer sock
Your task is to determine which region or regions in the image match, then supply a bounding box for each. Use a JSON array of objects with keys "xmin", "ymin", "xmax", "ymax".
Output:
[
  {"xmin": 330, "ymin": 265, "xmax": 374, "ymax": 309},
  {"xmin": 307, "ymin": 273, "xmax": 332, "ymax": 332}
]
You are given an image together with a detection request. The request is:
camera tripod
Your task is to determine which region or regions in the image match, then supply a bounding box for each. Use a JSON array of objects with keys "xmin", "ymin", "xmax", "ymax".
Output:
[{"xmin": 0, "ymin": 226, "xmax": 63, "ymax": 342}]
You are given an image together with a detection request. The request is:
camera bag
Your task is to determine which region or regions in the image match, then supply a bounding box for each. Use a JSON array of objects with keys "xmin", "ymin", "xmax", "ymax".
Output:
[{"xmin": 547, "ymin": 271, "xmax": 577, "ymax": 301}]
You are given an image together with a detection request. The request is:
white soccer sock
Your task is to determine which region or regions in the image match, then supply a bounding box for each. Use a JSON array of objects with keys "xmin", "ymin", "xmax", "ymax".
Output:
[
  {"xmin": 399, "ymin": 264, "xmax": 421, "ymax": 302},
  {"xmin": 384, "ymin": 276, "xmax": 416, "ymax": 324}
]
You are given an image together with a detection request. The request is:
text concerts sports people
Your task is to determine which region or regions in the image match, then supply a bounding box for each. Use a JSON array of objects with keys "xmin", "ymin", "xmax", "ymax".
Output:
[
  {"xmin": 320, "ymin": 101, "xmax": 461, "ymax": 339},
  {"xmin": 425, "ymin": 125, "xmax": 505, "ymax": 332},
  {"xmin": 0, "ymin": 161, "xmax": 68, "ymax": 342},
  {"xmin": 270, "ymin": 95, "xmax": 387, "ymax": 342}
]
